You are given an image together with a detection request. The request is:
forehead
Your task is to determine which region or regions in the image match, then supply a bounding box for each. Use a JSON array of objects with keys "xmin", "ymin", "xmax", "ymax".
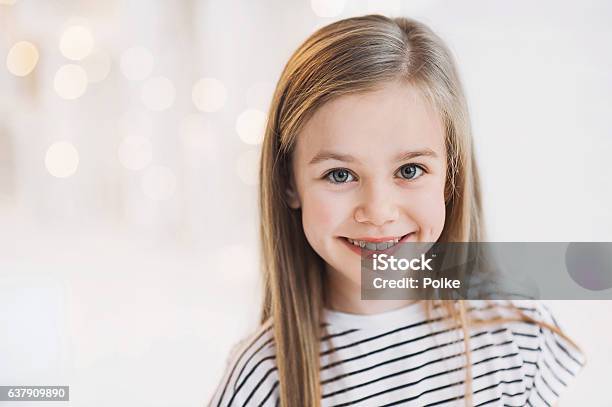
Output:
[{"xmin": 294, "ymin": 81, "xmax": 445, "ymax": 164}]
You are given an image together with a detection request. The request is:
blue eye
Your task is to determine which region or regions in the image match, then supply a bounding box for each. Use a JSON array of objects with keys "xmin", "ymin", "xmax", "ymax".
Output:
[
  {"xmin": 324, "ymin": 164, "xmax": 425, "ymax": 184},
  {"xmin": 325, "ymin": 168, "xmax": 355, "ymax": 184},
  {"xmin": 397, "ymin": 164, "xmax": 424, "ymax": 180}
]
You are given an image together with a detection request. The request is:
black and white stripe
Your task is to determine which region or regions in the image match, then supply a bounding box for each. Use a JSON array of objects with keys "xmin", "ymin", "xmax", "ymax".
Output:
[{"xmin": 208, "ymin": 300, "xmax": 585, "ymax": 407}]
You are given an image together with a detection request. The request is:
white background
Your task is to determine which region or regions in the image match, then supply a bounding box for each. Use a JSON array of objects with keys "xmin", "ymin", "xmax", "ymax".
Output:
[{"xmin": 0, "ymin": 0, "xmax": 611, "ymax": 406}]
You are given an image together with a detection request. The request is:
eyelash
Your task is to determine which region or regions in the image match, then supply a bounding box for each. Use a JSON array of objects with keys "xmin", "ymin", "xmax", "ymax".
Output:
[{"xmin": 323, "ymin": 164, "xmax": 426, "ymax": 185}]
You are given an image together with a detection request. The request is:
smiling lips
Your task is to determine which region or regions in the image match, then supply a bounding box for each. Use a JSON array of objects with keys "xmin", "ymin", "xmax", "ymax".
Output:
[
  {"xmin": 347, "ymin": 237, "xmax": 402, "ymax": 251},
  {"xmin": 342, "ymin": 233, "xmax": 415, "ymax": 252}
]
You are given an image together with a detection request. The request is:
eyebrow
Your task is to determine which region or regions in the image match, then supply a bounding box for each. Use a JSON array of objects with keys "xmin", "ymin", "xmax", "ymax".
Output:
[{"xmin": 308, "ymin": 148, "xmax": 439, "ymax": 165}]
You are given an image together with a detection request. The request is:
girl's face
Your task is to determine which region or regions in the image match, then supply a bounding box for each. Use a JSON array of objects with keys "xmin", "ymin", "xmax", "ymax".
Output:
[{"xmin": 287, "ymin": 80, "xmax": 447, "ymax": 287}]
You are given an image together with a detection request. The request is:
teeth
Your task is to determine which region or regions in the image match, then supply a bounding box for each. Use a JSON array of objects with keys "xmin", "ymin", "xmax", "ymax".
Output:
[
  {"xmin": 347, "ymin": 236, "xmax": 404, "ymax": 250},
  {"xmin": 366, "ymin": 242, "xmax": 379, "ymax": 250}
]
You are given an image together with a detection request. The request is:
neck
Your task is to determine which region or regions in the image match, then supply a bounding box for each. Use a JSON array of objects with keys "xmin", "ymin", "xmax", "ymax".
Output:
[{"xmin": 324, "ymin": 264, "xmax": 417, "ymax": 315}]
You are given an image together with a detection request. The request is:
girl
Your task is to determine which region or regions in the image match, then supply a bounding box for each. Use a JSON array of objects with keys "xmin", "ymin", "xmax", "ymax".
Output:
[{"xmin": 209, "ymin": 14, "xmax": 585, "ymax": 407}]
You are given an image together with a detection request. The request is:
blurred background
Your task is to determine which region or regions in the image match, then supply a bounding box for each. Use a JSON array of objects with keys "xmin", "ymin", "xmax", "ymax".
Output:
[{"xmin": 1, "ymin": 0, "xmax": 611, "ymax": 406}]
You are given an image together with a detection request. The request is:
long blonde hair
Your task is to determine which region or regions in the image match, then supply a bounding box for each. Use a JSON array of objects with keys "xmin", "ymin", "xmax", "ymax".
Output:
[{"xmin": 258, "ymin": 14, "xmax": 580, "ymax": 406}]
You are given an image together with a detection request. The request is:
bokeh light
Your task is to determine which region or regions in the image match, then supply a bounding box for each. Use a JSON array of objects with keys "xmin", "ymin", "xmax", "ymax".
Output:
[
  {"xmin": 118, "ymin": 135, "xmax": 153, "ymax": 171},
  {"xmin": 236, "ymin": 109, "xmax": 266, "ymax": 145},
  {"xmin": 45, "ymin": 141, "xmax": 79, "ymax": 178},
  {"xmin": 53, "ymin": 64, "xmax": 88, "ymax": 100},
  {"xmin": 179, "ymin": 114, "xmax": 220, "ymax": 168},
  {"xmin": 141, "ymin": 165, "xmax": 177, "ymax": 201},
  {"xmin": 191, "ymin": 78, "xmax": 227, "ymax": 112},
  {"xmin": 0, "ymin": 0, "xmax": 18, "ymax": 5},
  {"xmin": 81, "ymin": 48, "xmax": 111, "ymax": 83},
  {"xmin": 141, "ymin": 76, "xmax": 175, "ymax": 111},
  {"xmin": 120, "ymin": 46, "xmax": 154, "ymax": 81},
  {"xmin": 235, "ymin": 148, "xmax": 260, "ymax": 186},
  {"xmin": 59, "ymin": 25, "xmax": 94, "ymax": 61},
  {"xmin": 310, "ymin": 0, "xmax": 345, "ymax": 18},
  {"xmin": 6, "ymin": 41, "xmax": 39, "ymax": 77}
]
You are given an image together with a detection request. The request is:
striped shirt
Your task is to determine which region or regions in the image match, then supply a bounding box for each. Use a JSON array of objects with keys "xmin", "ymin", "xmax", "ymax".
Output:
[{"xmin": 208, "ymin": 300, "xmax": 585, "ymax": 406}]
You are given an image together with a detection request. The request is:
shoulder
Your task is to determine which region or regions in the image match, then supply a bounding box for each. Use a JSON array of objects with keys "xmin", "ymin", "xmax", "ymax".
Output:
[
  {"xmin": 471, "ymin": 300, "xmax": 586, "ymax": 405},
  {"xmin": 468, "ymin": 299, "xmax": 586, "ymax": 365},
  {"xmin": 520, "ymin": 300, "xmax": 586, "ymax": 405},
  {"xmin": 208, "ymin": 318, "xmax": 279, "ymax": 407}
]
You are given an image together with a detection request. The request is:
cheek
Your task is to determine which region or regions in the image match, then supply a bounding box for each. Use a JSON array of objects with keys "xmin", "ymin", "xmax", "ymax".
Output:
[
  {"xmin": 301, "ymin": 189, "xmax": 347, "ymax": 240},
  {"xmin": 407, "ymin": 181, "xmax": 447, "ymax": 237}
]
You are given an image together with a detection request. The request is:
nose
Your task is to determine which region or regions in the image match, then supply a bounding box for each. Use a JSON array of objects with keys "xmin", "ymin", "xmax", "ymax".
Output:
[{"xmin": 354, "ymin": 180, "xmax": 399, "ymax": 227}]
